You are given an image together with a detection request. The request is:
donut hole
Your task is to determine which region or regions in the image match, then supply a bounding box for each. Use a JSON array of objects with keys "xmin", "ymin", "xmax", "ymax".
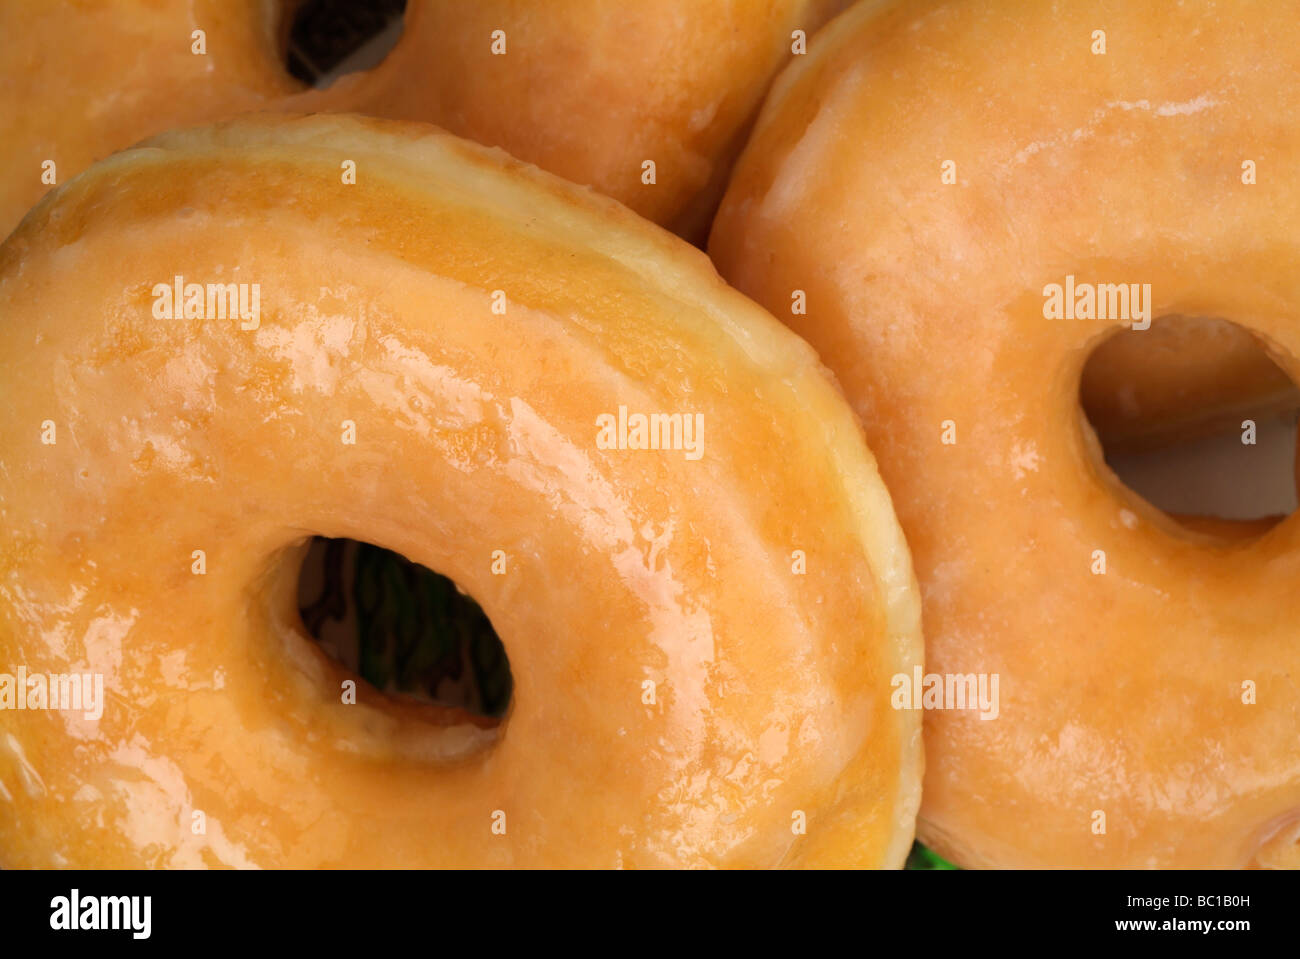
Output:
[
  {"xmin": 283, "ymin": 0, "xmax": 406, "ymax": 88},
  {"xmin": 296, "ymin": 537, "xmax": 512, "ymax": 721},
  {"xmin": 1079, "ymin": 317, "xmax": 1300, "ymax": 535}
]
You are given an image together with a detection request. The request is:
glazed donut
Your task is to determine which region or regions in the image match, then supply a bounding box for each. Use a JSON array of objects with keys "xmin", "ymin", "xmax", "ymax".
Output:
[
  {"xmin": 711, "ymin": 0, "xmax": 1300, "ymax": 866},
  {"xmin": 0, "ymin": 114, "xmax": 922, "ymax": 867},
  {"xmin": 0, "ymin": 0, "xmax": 846, "ymax": 241}
]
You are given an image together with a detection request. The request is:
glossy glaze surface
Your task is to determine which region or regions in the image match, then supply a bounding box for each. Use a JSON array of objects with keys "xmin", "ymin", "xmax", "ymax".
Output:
[
  {"xmin": 0, "ymin": 0, "xmax": 297, "ymax": 238},
  {"xmin": 0, "ymin": 115, "xmax": 922, "ymax": 867},
  {"xmin": 711, "ymin": 0, "xmax": 1300, "ymax": 867},
  {"xmin": 298, "ymin": 0, "xmax": 847, "ymax": 240},
  {"xmin": 0, "ymin": 0, "xmax": 846, "ymax": 241}
]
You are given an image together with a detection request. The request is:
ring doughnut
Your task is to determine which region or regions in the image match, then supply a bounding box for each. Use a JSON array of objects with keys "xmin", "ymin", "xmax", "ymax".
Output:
[
  {"xmin": 0, "ymin": 114, "xmax": 922, "ymax": 867},
  {"xmin": 0, "ymin": 0, "xmax": 846, "ymax": 241},
  {"xmin": 710, "ymin": 0, "xmax": 1300, "ymax": 866}
]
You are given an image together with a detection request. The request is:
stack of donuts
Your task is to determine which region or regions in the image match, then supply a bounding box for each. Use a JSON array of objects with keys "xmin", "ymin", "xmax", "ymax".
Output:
[{"xmin": 0, "ymin": 0, "xmax": 1295, "ymax": 868}]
